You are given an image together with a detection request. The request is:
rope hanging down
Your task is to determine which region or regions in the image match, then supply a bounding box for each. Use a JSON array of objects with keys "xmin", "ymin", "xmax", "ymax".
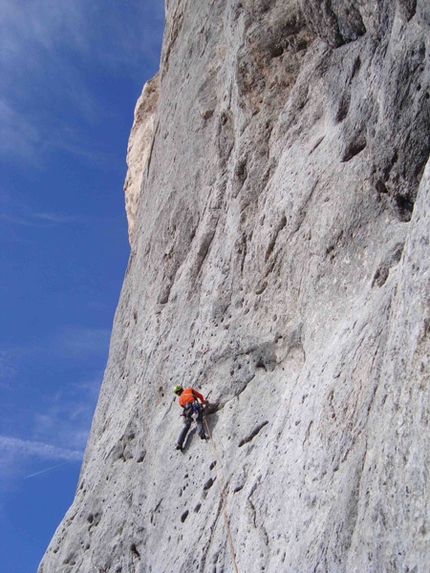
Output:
[{"xmin": 203, "ymin": 416, "xmax": 239, "ymax": 573}]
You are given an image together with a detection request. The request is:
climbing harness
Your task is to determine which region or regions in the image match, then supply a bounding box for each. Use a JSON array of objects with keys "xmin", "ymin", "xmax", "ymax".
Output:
[
  {"xmin": 192, "ymin": 401, "xmax": 200, "ymax": 416},
  {"xmin": 183, "ymin": 400, "xmax": 200, "ymax": 420},
  {"xmin": 203, "ymin": 415, "xmax": 239, "ymax": 573}
]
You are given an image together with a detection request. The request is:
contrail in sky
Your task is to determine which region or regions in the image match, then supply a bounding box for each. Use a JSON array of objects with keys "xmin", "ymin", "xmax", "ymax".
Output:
[{"xmin": 24, "ymin": 462, "xmax": 67, "ymax": 479}]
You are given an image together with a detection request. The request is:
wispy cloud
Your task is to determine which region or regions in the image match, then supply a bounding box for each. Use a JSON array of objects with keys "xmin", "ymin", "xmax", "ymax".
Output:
[
  {"xmin": 0, "ymin": 327, "xmax": 111, "ymax": 376},
  {"xmin": 0, "ymin": 351, "xmax": 16, "ymax": 387},
  {"xmin": 0, "ymin": 334, "xmax": 105, "ymax": 491},
  {"xmin": 54, "ymin": 326, "xmax": 111, "ymax": 359},
  {"xmin": 0, "ymin": 0, "xmax": 164, "ymax": 77},
  {"xmin": 0, "ymin": 189, "xmax": 78, "ymax": 228},
  {"xmin": 31, "ymin": 370, "xmax": 104, "ymax": 451},
  {"xmin": 0, "ymin": 436, "xmax": 83, "ymax": 462},
  {"xmin": 0, "ymin": 370, "xmax": 102, "ymax": 492},
  {"xmin": 32, "ymin": 212, "xmax": 76, "ymax": 223},
  {"xmin": 0, "ymin": 211, "xmax": 76, "ymax": 227},
  {"xmin": 0, "ymin": 98, "xmax": 44, "ymax": 164},
  {"xmin": 0, "ymin": 436, "xmax": 82, "ymax": 496},
  {"xmin": 0, "ymin": 0, "xmax": 164, "ymax": 164}
]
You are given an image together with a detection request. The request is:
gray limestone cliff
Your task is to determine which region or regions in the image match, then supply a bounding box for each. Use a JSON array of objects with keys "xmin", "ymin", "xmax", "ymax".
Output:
[{"xmin": 39, "ymin": 1, "xmax": 430, "ymax": 572}]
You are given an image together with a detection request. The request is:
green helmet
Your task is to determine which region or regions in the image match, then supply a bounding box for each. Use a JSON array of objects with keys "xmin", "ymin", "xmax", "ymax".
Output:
[{"xmin": 173, "ymin": 385, "xmax": 183, "ymax": 395}]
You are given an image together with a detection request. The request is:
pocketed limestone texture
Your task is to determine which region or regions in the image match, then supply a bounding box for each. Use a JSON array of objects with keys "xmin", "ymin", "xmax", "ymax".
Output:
[{"xmin": 39, "ymin": 1, "xmax": 430, "ymax": 572}]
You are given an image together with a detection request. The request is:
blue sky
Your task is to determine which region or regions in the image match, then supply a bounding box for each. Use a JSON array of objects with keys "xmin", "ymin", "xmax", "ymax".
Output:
[{"xmin": 0, "ymin": 1, "xmax": 164, "ymax": 571}]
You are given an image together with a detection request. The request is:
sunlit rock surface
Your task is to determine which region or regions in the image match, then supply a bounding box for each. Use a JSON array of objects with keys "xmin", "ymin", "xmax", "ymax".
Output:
[
  {"xmin": 124, "ymin": 73, "xmax": 160, "ymax": 246},
  {"xmin": 39, "ymin": 1, "xmax": 430, "ymax": 571}
]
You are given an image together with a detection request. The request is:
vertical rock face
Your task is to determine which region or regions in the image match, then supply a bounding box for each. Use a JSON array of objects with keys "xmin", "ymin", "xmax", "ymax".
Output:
[
  {"xmin": 124, "ymin": 73, "xmax": 160, "ymax": 246},
  {"xmin": 39, "ymin": 1, "xmax": 430, "ymax": 572}
]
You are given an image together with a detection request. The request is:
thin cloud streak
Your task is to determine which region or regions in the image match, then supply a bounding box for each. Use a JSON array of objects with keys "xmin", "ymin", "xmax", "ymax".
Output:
[
  {"xmin": 56, "ymin": 326, "xmax": 112, "ymax": 358},
  {"xmin": 0, "ymin": 98, "xmax": 44, "ymax": 163},
  {"xmin": 0, "ymin": 212, "xmax": 76, "ymax": 227},
  {"xmin": 0, "ymin": 436, "xmax": 83, "ymax": 462},
  {"xmin": 32, "ymin": 212, "xmax": 76, "ymax": 224},
  {"xmin": 1, "ymin": 326, "xmax": 111, "ymax": 361},
  {"xmin": 0, "ymin": 189, "xmax": 76, "ymax": 225},
  {"xmin": 0, "ymin": 351, "xmax": 16, "ymax": 385}
]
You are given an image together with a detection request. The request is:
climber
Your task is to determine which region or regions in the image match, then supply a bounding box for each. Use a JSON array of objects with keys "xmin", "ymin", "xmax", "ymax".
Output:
[{"xmin": 173, "ymin": 385, "xmax": 208, "ymax": 451}]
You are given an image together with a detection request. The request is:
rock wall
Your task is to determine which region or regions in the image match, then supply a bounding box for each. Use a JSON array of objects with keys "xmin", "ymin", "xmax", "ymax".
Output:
[
  {"xmin": 124, "ymin": 73, "xmax": 160, "ymax": 246},
  {"xmin": 39, "ymin": 1, "xmax": 430, "ymax": 572}
]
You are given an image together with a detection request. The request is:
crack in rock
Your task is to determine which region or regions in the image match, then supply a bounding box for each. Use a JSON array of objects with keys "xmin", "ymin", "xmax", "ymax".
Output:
[{"xmin": 239, "ymin": 421, "xmax": 269, "ymax": 447}]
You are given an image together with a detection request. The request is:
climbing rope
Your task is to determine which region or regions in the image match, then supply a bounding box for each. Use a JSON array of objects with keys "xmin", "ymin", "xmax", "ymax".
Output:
[{"xmin": 203, "ymin": 415, "xmax": 239, "ymax": 573}]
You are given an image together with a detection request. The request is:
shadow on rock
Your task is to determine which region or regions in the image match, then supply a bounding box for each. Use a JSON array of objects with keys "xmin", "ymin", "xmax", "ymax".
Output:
[{"xmin": 202, "ymin": 404, "xmax": 220, "ymax": 439}]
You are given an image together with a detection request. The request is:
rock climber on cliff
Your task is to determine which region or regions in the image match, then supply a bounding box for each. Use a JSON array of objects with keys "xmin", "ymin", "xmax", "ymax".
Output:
[{"xmin": 173, "ymin": 385, "xmax": 208, "ymax": 450}]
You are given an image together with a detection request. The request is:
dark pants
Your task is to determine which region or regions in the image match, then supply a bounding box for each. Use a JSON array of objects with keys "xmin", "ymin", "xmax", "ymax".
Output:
[{"xmin": 177, "ymin": 402, "xmax": 205, "ymax": 447}]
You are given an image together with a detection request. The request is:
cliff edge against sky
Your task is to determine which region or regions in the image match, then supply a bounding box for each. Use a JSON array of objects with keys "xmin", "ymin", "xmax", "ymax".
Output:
[{"xmin": 40, "ymin": 1, "xmax": 430, "ymax": 571}]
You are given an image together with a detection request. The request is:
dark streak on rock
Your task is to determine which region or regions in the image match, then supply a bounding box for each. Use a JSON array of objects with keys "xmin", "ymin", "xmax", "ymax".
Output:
[
  {"xmin": 265, "ymin": 215, "xmax": 287, "ymax": 261},
  {"xmin": 309, "ymin": 136, "xmax": 325, "ymax": 154},
  {"xmin": 203, "ymin": 477, "xmax": 214, "ymax": 490},
  {"xmin": 239, "ymin": 421, "xmax": 269, "ymax": 447},
  {"xmin": 342, "ymin": 136, "xmax": 367, "ymax": 162}
]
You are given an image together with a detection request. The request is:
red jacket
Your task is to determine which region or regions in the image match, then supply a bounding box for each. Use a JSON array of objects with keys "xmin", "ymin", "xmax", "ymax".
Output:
[{"xmin": 179, "ymin": 387, "xmax": 205, "ymax": 408}]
